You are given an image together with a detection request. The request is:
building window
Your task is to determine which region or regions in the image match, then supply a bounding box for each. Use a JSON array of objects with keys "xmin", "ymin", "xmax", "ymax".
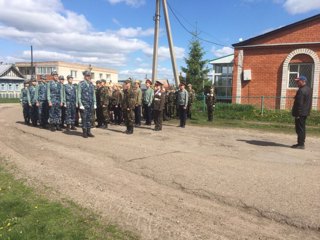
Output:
[
  {"xmin": 214, "ymin": 64, "xmax": 233, "ymax": 102},
  {"xmin": 37, "ymin": 67, "xmax": 56, "ymax": 74},
  {"xmin": 91, "ymin": 72, "xmax": 95, "ymax": 79},
  {"xmin": 16, "ymin": 84, "xmax": 19, "ymax": 91},
  {"xmin": 71, "ymin": 70, "xmax": 77, "ymax": 78},
  {"xmin": 8, "ymin": 84, "xmax": 12, "ymax": 91},
  {"xmin": 106, "ymin": 74, "xmax": 111, "ymax": 80},
  {"xmin": 288, "ymin": 63, "xmax": 313, "ymax": 88},
  {"xmin": 99, "ymin": 73, "xmax": 103, "ymax": 79},
  {"xmin": 0, "ymin": 83, "xmax": 5, "ymax": 91}
]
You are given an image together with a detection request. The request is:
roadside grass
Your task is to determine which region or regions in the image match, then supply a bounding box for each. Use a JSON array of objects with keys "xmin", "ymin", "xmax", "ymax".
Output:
[
  {"xmin": 174, "ymin": 101, "xmax": 320, "ymax": 137},
  {"xmin": 0, "ymin": 98, "xmax": 20, "ymax": 104},
  {"xmin": 0, "ymin": 165, "xmax": 139, "ymax": 240}
]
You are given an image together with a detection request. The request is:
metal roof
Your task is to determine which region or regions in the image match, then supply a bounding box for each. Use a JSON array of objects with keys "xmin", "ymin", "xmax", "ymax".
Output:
[
  {"xmin": 0, "ymin": 64, "xmax": 25, "ymax": 80},
  {"xmin": 0, "ymin": 64, "xmax": 11, "ymax": 76}
]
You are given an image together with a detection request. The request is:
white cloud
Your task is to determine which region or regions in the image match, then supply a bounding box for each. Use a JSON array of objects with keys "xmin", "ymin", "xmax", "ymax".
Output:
[
  {"xmin": 116, "ymin": 27, "xmax": 154, "ymax": 37},
  {"xmin": 107, "ymin": 0, "xmax": 145, "ymax": 8},
  {"xmin": 282, "ymin": 0, "xmax": 320, "ymax": 14},
  {"xmin": 211, "ymin": 46, "xmax": 234, "ymax": 58}
]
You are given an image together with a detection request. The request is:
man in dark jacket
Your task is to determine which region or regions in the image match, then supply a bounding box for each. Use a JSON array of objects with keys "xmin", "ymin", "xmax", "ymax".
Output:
[
  {"xmin": 291, "ymin": 75, "xmax": 311, "ymax": 149},
  {"xmin": 153, "ymin": 81, "xmax": 166, "ymax": 131}
]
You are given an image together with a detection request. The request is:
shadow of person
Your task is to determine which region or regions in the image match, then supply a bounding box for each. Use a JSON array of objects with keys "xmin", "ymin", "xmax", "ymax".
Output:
[
  {"xmin": 237, "ymin": 139, "xmax": 290, "ymax": 148},
  {"xmin": 62, "ymin": 130, "xmax": 83, "ymax": 137}
]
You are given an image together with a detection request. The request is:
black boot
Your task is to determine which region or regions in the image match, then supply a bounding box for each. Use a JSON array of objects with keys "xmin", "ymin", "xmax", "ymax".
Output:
[
  {"xmin": 82, "ymin": 128, "xmax": 88, "ymax": 138},
  {"xmin": 71, "ymin": 125, "xmax": 77, "ymax": 130},
  {"xmin": 66, "ymin": 124, "xmax": 71, "ymax": 132},
  {"xmin": 56, "ymin": 124, "xmax": 62, "ymax": 131},
  {"xmin": 127, "ymin": 126, "xmax": 133, "ymax": 134},
  {"xmin": 87, "ymin": 128, "xmax": 94, "ymax": 137},
  {"xmin": 50, "ymin": 124, "xmax": 56, "ymax": 132}
]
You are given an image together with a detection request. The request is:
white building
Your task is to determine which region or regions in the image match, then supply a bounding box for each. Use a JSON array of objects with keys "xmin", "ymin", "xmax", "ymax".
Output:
[
  {"xmin": 16, "ymin": 61, "xmax": 118, "ymax": 84},
  {"xmin": 0, "ymin": 64, "xmax": 25, "ymax": 98}
]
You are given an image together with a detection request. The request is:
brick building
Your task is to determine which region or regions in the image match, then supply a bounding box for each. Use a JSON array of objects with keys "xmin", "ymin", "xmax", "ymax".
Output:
[{"xmin": 232, "ymin": 14, "xmax": 320, "ymax": 110}]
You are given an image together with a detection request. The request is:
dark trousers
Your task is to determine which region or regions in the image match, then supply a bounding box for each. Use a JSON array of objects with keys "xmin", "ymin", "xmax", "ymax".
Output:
[
  {"xmin": 179, "ymin": 105, "xmax": 187, "ymax": 127},
  {"xmin": 207, "ymin": 106, "xmax": 214, "ymax": 121},
  {"xmin": 154, "ymin": 110, "xmax": 163, "ymax": 130},
  {"xmin": 144, "ymin": 104, "xmax": 152, "ymax": 125},
  {"xmin": 81, "ymin": 106, "xmax": 93, "ymax": 130},
  {"xmin": 23, "ymin": 103, "xmax": 30, "ymax": 123},
  {"xmin": 96, "ymin": 106, "xmax": 103, "ymax": 126},
  {"xmin": 61, "ymin": 106, "xmax": 66, "ymax": 126},
  {"xmin": 135, "ymin": 105, "xmax": 141, "ymax": 125},
  {"xmin": 38, "ymin": 100, "xmax": 49, "ymax": 127},
  {"xmin": 295, "ymin": 116, "xmax": 307, "ymax": 146},
  {"xmin": 30, "ymin": 104, "xmax": 38, "ymax": 126},
  {"xmin": 113, "ymin": 106, "xmax": 122, "ymax": 124}
]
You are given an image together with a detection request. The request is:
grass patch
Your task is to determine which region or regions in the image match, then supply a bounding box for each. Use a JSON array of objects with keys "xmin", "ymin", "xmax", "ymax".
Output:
[
  {"xmin": 185, "ymin": 101, "xmax": 320, "ymax": 136},
  {"xmin": 0, "ymin": 98, "xmax": 20, "ymax": 104},
  {"xmin": 0, "ymin": 165, "xmax": 139, "ymax": 240}
]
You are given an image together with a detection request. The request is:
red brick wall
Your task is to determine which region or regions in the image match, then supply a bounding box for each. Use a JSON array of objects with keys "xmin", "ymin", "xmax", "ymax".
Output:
[{"xmin": 232, "ymin": 45, "xmax": 320, "ymax": 109}]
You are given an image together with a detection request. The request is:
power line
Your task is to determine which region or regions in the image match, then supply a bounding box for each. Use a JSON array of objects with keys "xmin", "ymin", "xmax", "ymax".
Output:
[{"xmin": 166, "ymin": 0, "xmax": 232, "ymax": 48}]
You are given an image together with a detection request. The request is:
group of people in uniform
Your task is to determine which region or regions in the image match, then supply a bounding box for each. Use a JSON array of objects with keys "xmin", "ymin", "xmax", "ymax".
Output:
[{"xmin": 20, "ymin": 70, "xmax": 216, "ymax": 138}]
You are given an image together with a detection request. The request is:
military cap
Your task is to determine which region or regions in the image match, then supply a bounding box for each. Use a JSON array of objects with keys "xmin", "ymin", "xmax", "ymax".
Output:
[
  {"xmin": 96, "ymin": 80, "xmax": 101, "ymax": 84},
  {"xmin": 187, "ymin": 83, "xmax": 192, "ymax": 87},
  {"xmin": 145, "ymin": 79, "xmax": 152, "ymax": 85},
  {"xmin": 51, "ymin": 70, "xmax": 58, "ymax": 76},
  {"xmin": 58, "ymin": 75, "xmax": 64, "ymax": 80},
  {"xmin": 179, "ymin": 81, "xmax": 186, "ymax": 86},
  {"xmin": 124, "ymin": 79, "xmax": 131, "ymax": 84},
  {"xmin": 30, "ymin": 76, "xmax": 36, "ymax": 81},
  {"xmin": 101, "ymin": 79, "xmax": 106, "ymax": 83},
  {"xmin": 40, "ymin": 74, "xmax": 46, "ymax": 80},
  {"xmin": 83, "ymin": 70, "xmax": 91, "ymax": 76},
  {"xmin": 155, "ymin": 80, "xmax": 163, "ymax": 86},
  {"xmin": 67, "ymin": 75, "xmax": 73, "ymax": 80}
]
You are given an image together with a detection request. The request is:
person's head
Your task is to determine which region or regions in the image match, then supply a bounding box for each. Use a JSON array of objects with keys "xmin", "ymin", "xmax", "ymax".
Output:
[
  {"xmin": 155, "ymin": 81, "xmax": 162, "ymax": 90},
  {"xmin": 135, "ymin": 80, "xmax": 140, "ymax": 88},
  {"xmin": 179, "ymin": 82, "xmax": 186, "ymax": 90},
  {"xmin": 51, "ymin": 71, "xmax": 59, "ymax": 81},
  {"xmin": 187, "ymin": 84, "xmax": 192, "ymax": 89},
  {"xmin": 83, "ymin": 70, "xmax": 91, "ymax": 81},
  {"xmin": 101, "ymin": 79, "xmax": 106, "ymax": 87},
  {"xmin": 58, "ymin": 75, "xmax": 64, "ymax": 84},
  {"xmin": 31, "ymin": 77, "xmax": 36, "ymax": 86},
  {"xmin": 295, "ymin": 75, "xmax": 307, "ymax": 88},
  {"xmin": 96, "ymin": 80, "xmax": 102, "ymax": 87},
  {"xmin": 145, "ymin": 79, "xmax": 152, "ymax": 88},
  {"xmin": 24, "ymin": 81, "xmax": 29, "ymax": 88},
  {"xmin": 124, "ymin": 79, "xmax": 131, "ymax": 90},
  {"xmin": 40, "ymin": 74, "xmax": 46, "ymax": 82},
  {"xmin": 67, "ymin": 75, "xmax": 73, "ymax": 84}
]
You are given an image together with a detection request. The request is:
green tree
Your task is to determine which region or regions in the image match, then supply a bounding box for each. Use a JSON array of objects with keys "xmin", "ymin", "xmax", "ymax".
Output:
[{"xmin": 181, "ymin": 37, "xmax": 210, "ymax": 93}]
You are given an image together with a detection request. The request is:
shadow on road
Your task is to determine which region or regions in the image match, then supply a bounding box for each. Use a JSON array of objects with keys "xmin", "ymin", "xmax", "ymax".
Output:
[{"xmin": 237, "ymin": 139, "xmax": 291, "ymax": 148}]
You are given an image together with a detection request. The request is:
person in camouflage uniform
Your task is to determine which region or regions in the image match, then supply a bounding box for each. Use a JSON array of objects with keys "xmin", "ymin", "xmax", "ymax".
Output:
[
  {"xmin": 187, "ymin": 84, "xmax": 196, "ymax": 119},
  {"xmin": 47, "ymin": 71, "xmax": 63, "ymax": 131},
  {"xmin": 111, "ymin": 84, "xmax": 123, "ymax": 125},
  {"xmin": 95, "ymin": 80, "xmax": 103, "ymax": 127},
  {"xmin": 35, "ymin": 74, "xmax": 49, "ymax": 128},
  {"xmin": 78, "ymin": 70, "xmax": 96, "ymax": 138},
  {"xmin": 122, "ymin": 79, "xmax": 137, "ymax": 134},
  {"xmin": 74, "ymin": 83, "xmax": 80, "ymax": 127},
  {"xmin": 206, "ymin": 87, "xmax": 216, "ymax": 121},
  {"xmin": 28, "ymin": 78, "xmax": 38, "ymax": 126},
  {"xmin": 134, "ymin": 80, "xmax": 142, "ymax": 127},
  {"xmin": 59, "ymin": 75, "xmax": 66, "ymax": 128},
  {"xmin": 167, "ymin": 86, "xmax": 176, "ymax": 119},
  {"xmin": 100, "ymin": 79, "xmax": 111, "ymax": 128},
  {"xmin": 153, "ymin": 81, "xmax": 166, "ymax": 131},
  {"xmin": 20, "ymin": 81, "xmax": 31, "ymax": 125},
  {"xmin": 63, "ymin": 75, "xmax": 77, "ymax": 131}
]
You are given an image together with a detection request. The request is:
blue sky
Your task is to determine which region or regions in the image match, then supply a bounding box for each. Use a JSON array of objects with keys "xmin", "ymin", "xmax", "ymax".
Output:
[{"xmin": 0, "ymin": 0, "xmax": 320, "ymax": 81}]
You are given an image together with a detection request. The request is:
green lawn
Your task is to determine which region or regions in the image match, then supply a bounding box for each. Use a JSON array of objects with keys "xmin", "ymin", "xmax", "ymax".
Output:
[
  {"xmin": 0, "ymin": 98, "xmax": 20, "ymax": 104},
  {"xmin": 0, "ymin": 165, "xmax": 138, "ymax": 240}
]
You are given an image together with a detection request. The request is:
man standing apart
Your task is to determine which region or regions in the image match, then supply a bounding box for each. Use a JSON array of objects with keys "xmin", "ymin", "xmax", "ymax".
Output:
[
  {"xmin": 29, "ymin": 77, "xmax": 38, "ymax": 126},
  {"xmin": 78, "ymin": 71, "xmax": 96, "ymax": 138},
  {"xmin": 153, "ymin": 81, "xmax": 166, "ymax": 131},
  {"xmin": 206, "ymin": 87, "xmax": 216, "ymax": 122},
  {"xmin": 63, "ymin": 75, "xmax": 77, "ymax": 131},
  {"xmin": 20, "ymin": 81, "xmax": 31, "ymax": 125},
  {"xmin": 143, "ymin": 79, "xmax": 154, "ymax": 125},
  {"xmin": 291, "ymin": 75, "xmax": 311, "ymax": 149},
  {"xmin": 122, "ymin": 79, "xmax": 137, "ymax": 134},
  {"xmin": 177, "ymin": 82, "xmax": 188, "ymax": 128},
  {"xmin": 47, "ymin": 71, "xmax": 63, "ymax": 131},
  {"xmin": 100, "ymin": 80, "xmax": 110, "ymax": 129}
]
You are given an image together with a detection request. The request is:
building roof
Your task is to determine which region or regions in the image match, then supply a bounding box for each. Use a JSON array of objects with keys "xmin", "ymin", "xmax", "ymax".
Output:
[
  {"xmin": 0, "ymin": 64, "xmax": 25, "ymax": 80},
  {"xmin": 210, "ymin": 54, "xmax": 234, "ymax": 65},
  {"xmin": 233, "ymin": 13, "xmax": 320, "ymax": 48},
  {"xmin": 15, "ymin": 61, "xmax": 118, "ymax": 73}
]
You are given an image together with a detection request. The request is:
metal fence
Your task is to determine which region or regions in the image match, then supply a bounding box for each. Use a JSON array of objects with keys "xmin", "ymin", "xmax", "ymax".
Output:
[{"xmin": 196, "ymin": 94, "xmax": 320, "ymax": 112}]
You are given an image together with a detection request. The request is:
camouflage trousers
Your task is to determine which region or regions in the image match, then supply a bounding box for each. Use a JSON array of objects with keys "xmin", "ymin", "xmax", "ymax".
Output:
[
  {"xmin": 49, "ymin": 102, "xmax": 62, "ymax": 125},
  {"xmin": 38, "ymin": 100, "xmax": 49, "ymax": 126},
  {"xmin": 81, "ymin": 105, "xmax": 93, "ymax": 129},
  {"xmin": 65, "ymin": 102, "xmax": 76, "ymax": 125},
  {"xmin": 207, "ymin": 105, "xmax": 214, "ymax": 121},
  {"xmin": 102, "ymin": 106, "xmax": 110, "ymax": 124},
  {"xmin": 123, "ymin": 108, "xmax": 134, "ymax": 128}
]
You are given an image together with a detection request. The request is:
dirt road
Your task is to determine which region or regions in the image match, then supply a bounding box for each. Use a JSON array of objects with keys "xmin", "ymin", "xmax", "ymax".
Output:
[{"xmin": 0, "ymin": 104, "xmax": 319, "ymax": 240}]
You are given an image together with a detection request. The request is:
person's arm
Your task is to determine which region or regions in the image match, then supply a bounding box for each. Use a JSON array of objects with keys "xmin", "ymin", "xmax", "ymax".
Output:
[
  {"xmin": 93, "ymin": 86, "xmax": 97, "ymax": 108},
  {"xmin": 63, "ymin": 85, "xmax": 67, "ymax": 106},
  {"xmin": 184, "ymin": 90, "xmax": 189, "ymax": 108},
  {"xmin": 27, "ymin": 88, "xmax": 31, "ymax": 106},
  {"xmin": 78, "ymin": 83, "xmax": 84, "ymax": 109},
  {"xmin": 149, "ymin": 89, "xmax": 154, "ymax": 106},
  {"xmin": 47, "ymin": 82, "xmax": 51, "ymax": 106},
  {"xmin": 35, "ymin": 85, "xmax": 39, "ymax": 104}
]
